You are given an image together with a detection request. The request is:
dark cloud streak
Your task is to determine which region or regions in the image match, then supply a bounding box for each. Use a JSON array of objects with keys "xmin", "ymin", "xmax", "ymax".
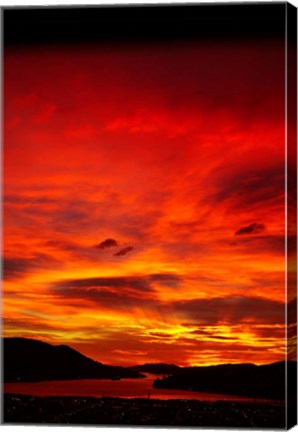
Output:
[
  {"xmin": 114, "ymin": 246, "xmax": 134, "ymax": 257},
  {"xmin": 49, "ymin": 272, "xmax": 285, "ymax": 327},
  {"xmin": 235, "ymin": 223, "xmax": 265, "ymax": 236},
  {"xmin": 3, "ymin": 254, "xmax": 63, "ymax": 280},
  {"xmin": 95, "ymin": 238, "xmax": 118, "ymax": 249},
  {"xmin": 54, "ymin": 275, "xmax": 153, "ymax": 292},
  {"xmin": 173, "ymin": 296, "xmax": 284, "ymax": 325}
]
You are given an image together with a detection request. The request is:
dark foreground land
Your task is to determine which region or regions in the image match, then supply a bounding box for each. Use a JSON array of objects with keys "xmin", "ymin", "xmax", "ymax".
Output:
[{"xmin": 3, "ymin": 394, "xmax": 285, "ymax": 428}]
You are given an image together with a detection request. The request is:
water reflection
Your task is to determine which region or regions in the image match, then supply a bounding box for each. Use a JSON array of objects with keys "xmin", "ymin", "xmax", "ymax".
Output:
[{"xmin": 4, "ymin": 374, "xmax": 277, "ymax": 403}]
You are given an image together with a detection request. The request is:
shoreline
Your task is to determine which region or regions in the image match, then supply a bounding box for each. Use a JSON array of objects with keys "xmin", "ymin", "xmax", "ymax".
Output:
[{"xmin": 3, "ymin": 375, "xmax": 285, "ymax": 405}]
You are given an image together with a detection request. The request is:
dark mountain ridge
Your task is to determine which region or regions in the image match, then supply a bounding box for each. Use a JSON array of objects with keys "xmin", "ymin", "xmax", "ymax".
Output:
[
  {"xmin": 153, "ymin": 360, "xmax": 297, "ymax": 400},
  {"xmin": 3, "ymin": 337, "xmax": 143, "ymax": 383}
]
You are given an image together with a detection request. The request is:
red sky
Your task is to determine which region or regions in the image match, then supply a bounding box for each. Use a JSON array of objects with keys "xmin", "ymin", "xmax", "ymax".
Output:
[{"xmin": 3, "ymin": 38, "xmax": 291, "ymax": 366}]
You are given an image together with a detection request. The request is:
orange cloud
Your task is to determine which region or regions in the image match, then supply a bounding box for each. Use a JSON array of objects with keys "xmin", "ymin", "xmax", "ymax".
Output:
[{"xmin": 3, "ymin": 37, "xmax": 287, "ymax": 367}]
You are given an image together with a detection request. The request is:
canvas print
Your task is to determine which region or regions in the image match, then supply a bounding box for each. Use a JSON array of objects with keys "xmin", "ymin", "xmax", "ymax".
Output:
[{"xmin": 2, "ymin": 2, "xmax": 297, "ymax": 429}]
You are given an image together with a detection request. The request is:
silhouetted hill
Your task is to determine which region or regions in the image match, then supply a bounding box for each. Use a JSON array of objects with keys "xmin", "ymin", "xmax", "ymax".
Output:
[
  {"xmin": 3, "ymin": 338, "xmax": 143, "ymax": 383},
  {"xmin": 130, "ymin": 363, "xmax": 181, "ymax": 375},
  {"xmin": 153, "ymin": 361, "xmax": 297, "ymax": 400}
]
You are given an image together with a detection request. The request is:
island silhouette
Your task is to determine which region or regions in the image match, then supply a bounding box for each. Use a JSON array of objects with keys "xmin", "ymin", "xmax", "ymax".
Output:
[{"xmin": 3, "ymin": 337, "xmax": 296, "ymax": 402}]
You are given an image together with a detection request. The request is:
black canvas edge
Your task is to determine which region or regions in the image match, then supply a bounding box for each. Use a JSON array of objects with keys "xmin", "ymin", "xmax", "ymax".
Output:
[
  {"xmin": 286, "ymin": 1, "xmax": 298, "ymax": 430},
  {"xmin": 2, "ymin": 2, "xmax": 287, "ymax": 47}
]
